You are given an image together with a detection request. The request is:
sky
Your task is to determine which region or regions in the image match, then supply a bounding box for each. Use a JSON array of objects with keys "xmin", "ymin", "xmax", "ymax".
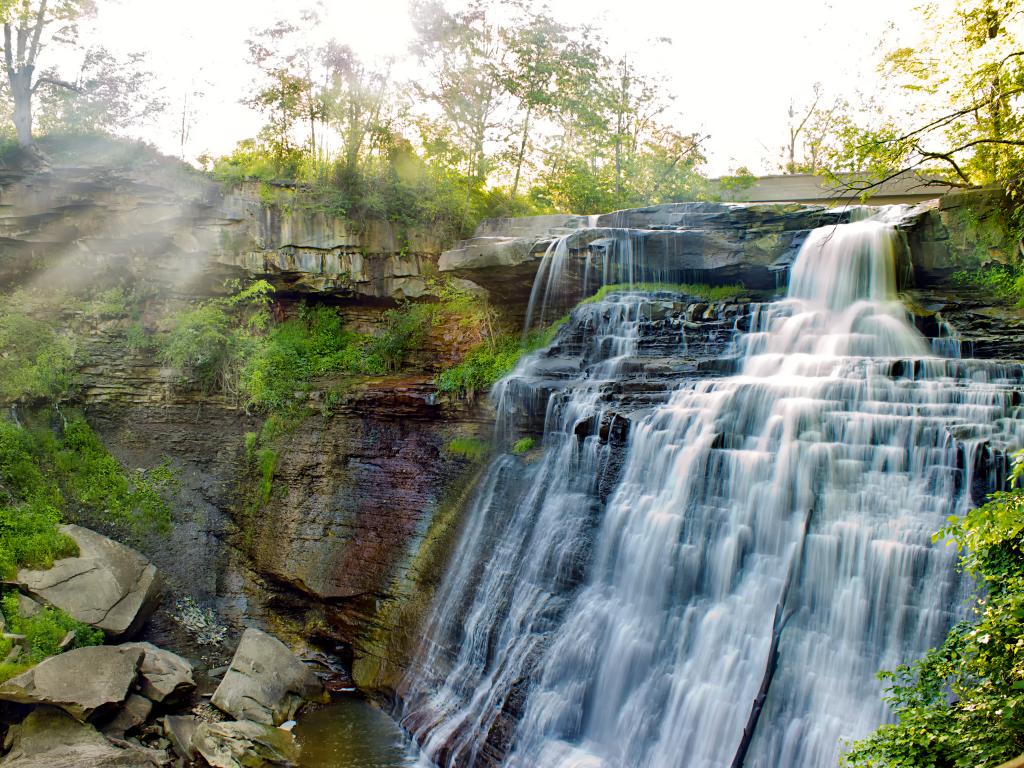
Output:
[{"xmin": 78, "ymin": 0, "xmax": 921, "ymax": 176}]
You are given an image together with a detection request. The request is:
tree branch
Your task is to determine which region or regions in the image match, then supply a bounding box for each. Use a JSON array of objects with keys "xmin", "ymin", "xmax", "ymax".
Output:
[
  {"xmin": 26, "ymin": 0, "xmax": 46, "ymax": 68},
  {"xmin": 31, "ymin": 74, "xmax": 80, "ymax": 93},
  {"xmin": 3, "ymin": 23, "xmax": 13, "ymax": 75}
]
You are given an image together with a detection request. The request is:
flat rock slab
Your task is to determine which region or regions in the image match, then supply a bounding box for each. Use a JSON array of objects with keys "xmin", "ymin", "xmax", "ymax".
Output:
[
  {"xmin": 121, "ymin": 642, "xmax": 195, "ymax": 704},
  {"xmin": 0, "ymin": 705, "xmax": 162, "ymax": 767},
  {"xmin": 16, "ymin": 525, "xmax": 162, "ymax": 640},
  {"xmin": 0, "ymin": 645, "xmax": 144, "ymax": 721},
  {"xmin": 192, "ymin": 720, "xmax": 299, "ymax": 768},
  {"xmin": 211, "ymin": 628, "xmax": 325, "ymax": 726}
]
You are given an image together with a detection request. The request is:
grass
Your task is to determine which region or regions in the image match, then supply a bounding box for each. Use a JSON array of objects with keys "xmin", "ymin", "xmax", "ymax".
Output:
[
  {"xmin": 446, "ymin": 438, "xmax": 489, "ymax": 462},
  {"xmin": 511, "ymin": 437, "xmax": 536, "ymax": 455},
  {"xmin": 580, "ymin": 282, "xmax": 747, "ymax": 304}
]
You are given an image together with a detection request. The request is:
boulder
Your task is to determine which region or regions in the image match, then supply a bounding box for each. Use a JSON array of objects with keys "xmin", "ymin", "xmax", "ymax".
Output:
[
  {"xmin": 161, "ymin": 715, "xmax": 197, "ymax": 761},
  {"xmin": 101, "ymin": 694, "xmax": 152, "ymax": 739},
  {"xmin": 15, "ymin": 525, "xmax": 162, "ymax": 640},
  {"xmin": 0, "ymin": 706, "xmax": 162, "ymax": 767},
  {"xmin": 121, "ymin": 642, "xmax": 195, "ymax": 704},
  {"xmin": 211, "ymin": 628, "xmax": 325, "ymax": 725},
  {"xmin": 0, "ymin": 645, "xmax": 144, "ymax": 721},
  {"xmin": 192, "ymin": 720, "xmax": 299, "ymax": 768}
]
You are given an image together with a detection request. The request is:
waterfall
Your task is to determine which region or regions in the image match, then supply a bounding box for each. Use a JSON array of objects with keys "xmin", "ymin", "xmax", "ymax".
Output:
[{"xmin": 400, "ymin": 215, "xmax": 1024, "ymax": 767}]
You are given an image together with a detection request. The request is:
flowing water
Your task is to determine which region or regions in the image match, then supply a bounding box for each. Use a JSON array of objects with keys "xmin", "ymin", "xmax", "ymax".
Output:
[{"xmin": 398, "ymin": 214, "xmax": 1024, "ymax": 767}]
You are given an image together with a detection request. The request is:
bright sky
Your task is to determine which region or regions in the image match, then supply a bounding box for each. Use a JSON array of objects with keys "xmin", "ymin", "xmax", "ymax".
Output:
[{"xmin": 79, "ymin": 0, "xmax": 920, "ymax": 176}]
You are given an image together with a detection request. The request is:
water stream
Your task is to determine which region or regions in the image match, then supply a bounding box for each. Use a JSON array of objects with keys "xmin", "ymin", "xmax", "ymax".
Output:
[{"xmin": 398, "ymin": 213, "xmax": 1024, "ymax": 767}]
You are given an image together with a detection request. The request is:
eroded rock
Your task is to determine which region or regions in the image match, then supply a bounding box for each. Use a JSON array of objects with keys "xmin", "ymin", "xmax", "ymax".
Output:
[
  {"xmin": 192, "ymin": 720, "xmax": 299, "ymax": 768},
  {"xmin": 0, "ymin": 705, "xmax": 162, "ymax": 767},
  {"xmin": 211, "ymin": 628, "xmax": 325, "ymax": 725},
  {"xmin": 121, "ymin": 642, "xmax": 195, "ymax": 704},
  {"xmin": 101, "ymin": 694, "xmax": 153, "ymax": 739},
  {"xmin": 16, "ymin": 525, "xmax": 162, "ymax": 640},
  {"xmin": 0, "ymin": 645, "xmax": 144, "ymax": 721}
]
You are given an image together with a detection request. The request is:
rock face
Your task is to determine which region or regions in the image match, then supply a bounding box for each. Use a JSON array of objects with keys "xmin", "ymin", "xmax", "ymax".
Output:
[
  {"xmin": 120, "ymin": 642, "xmax": 195, "ymax": 704},
  {"xmin": 192, "ymin": 720, "xmax": 299, "ymax": 768},
  {"xmin": 211, "ymin": 628, "xmax": 325, "ymax": 725},
  {"xmin": 0, "ymin": 706, "xmax": 162, "ymax": 768},
  {"xmin": 16, "ymin": 525, "xmax": 162, "ymax": 640},
  {"xmin": 0, "ymin": 645, "xmax": 144, "ymax": 721}
]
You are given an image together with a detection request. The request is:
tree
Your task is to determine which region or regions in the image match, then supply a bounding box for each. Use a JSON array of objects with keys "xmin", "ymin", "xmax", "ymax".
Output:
[
  {"xmin": 321, "ymin": 41, "xmax": 391, "ymax": 178},
  {"xmin": 779, "ymin": 83, "xmax": 848, "ymax": 174},
  {"xmin": 824, "ymin": 0, "xmax": 1024, "ymax": 198},
  {"xmin": 0, "ymin": 0, "xmax": 96, "ymax": 145},
  {"xmin": 35, "ymin": 46, "xmax": 166, "ymax": 135}
]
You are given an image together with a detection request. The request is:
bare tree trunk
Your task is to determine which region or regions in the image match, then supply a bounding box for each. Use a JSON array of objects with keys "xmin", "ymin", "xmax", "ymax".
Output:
[
  {"xmin": 10, "ymin": 66, "xmax": 33, "ymax": 146},
  {"xmin": 511, "ymin": 105, "xmax": 531, "ymax": 197}
]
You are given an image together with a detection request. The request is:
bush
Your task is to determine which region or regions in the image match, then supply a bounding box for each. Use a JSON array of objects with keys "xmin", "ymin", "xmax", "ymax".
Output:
[
  {"xmin": 0, "ymin": 307, "xmax": 76, "ymax": 403},
  {"xmin": 844, "ymin": 453, "xmax": 1024, "ymax": 767},
  {"xmin": 0, "ymin": 592, "xmax": 103, "ymax": 670},
  {"xmin": 161, "ymin": 304, "xmax": 242, "ymax": 394}
]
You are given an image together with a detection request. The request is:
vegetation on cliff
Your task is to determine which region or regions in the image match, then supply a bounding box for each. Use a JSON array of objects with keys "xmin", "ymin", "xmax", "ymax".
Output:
[{"xmin": 845, "ymin": 454, "xmax": 1024, "ymax": 767}]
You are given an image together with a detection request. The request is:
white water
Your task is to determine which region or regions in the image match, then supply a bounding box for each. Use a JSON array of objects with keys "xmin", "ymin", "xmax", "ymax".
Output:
[{"xmin": 400, "ymin": 217, "xmax": 1024, "ymax": 767}]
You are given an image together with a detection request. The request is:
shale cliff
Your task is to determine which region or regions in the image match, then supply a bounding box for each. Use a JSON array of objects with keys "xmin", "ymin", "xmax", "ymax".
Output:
[{"xmin": 1, "ymin": 138, "xmax": 1021, "ymax": 702}]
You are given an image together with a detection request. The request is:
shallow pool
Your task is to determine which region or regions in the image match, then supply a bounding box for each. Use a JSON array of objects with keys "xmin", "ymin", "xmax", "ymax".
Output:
[{"xmin": 296, "ymin": 698, "xmax": 420, "ymax": 768}]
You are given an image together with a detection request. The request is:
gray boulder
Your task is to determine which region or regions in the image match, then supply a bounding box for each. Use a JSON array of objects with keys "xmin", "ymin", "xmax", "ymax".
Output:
[
  {"xmin": 161, "ymin": 715, "xmax": 197, "ymax": 761},
  {"xmin": 192, "ymin": 720, "xmax": 299, "ymax": 768},
  {"xmin": 101, "ymin": 694, "xmax": 152, "ymax": 739},
  {"xmin": 15, "ymin": 525, "xmax": 162, "ymax": 640},
  {"xmin": 211, "ymin": 628, "xmax": 325, "ymax": 725},
  {"xmin": 121, "ymin": 642, "xmax": 195, "ymax": 704},
  {"xmin": 0, "ymin": 645, "xmax": 144, "ymax": 721},
  {"xmin": 0, "ymin": 706, "xmax": 163, "ymax": 767}
]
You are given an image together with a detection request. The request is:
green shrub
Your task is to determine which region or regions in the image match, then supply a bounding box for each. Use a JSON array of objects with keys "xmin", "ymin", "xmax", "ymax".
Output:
[
  {"xmin": 0, "ymin": 592, "xmax": 104, "ymax": 667},
  {"xmin": 952, "ymin": 264, "xmax": 1024, "ymax": 305},
  {"xmin": 446, "ymin": 438, "xmax": 489, "ymax": 462},
  {"xmin": 512, "ymin": 437, "xmax": 536, "ymax": 455},
  {"xmin": 161, "ymin": 304, "xmax": 242, "ymax": 394},
  {"xmin": 256, "ymin": 448, "xmax": 277, "ymax": 505},
  {"xmin": 844, "ymin": 452, "xmax": 1024, "ymax": 767},
  {"xmin": 0, "ymin": 308, "xmax": 76, "ymax": 403}
]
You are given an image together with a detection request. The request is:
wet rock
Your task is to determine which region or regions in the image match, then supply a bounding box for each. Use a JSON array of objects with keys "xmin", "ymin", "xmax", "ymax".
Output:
[
  {"xmin": 0, "ymin": 645, "xmax": 144, "ymax": 721},
  {"xmin": 0, "ymin": 705, "xmax": 162, "ymax": 767},
  {"xmin": 15, "ymin": 525, "xmax": 162, "ymax": 640},
  {"xmin": 121, "ymin": 642, "xmax": 195, "ymax": 704},
  {"xmin": 211, "ymin": 628, "xmax": 325, "ymax": 726},
  {"xmin": 191, "ymin": 720, "xmax": 299, "ymax": 768}
]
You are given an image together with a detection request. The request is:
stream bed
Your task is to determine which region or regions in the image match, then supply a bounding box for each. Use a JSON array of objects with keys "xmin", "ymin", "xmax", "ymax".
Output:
[{"xmin": 296, "ymin": 698, "xmax": 418, "ymax": 768}]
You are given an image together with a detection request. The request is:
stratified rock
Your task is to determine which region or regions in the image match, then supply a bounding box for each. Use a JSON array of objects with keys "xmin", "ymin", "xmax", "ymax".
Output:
[
  {"xmin": 121, "ymin": 642, "xmax": 195, "ymax": 704},
  {"xmin": 0, "ymin": 645, "xmax": 144, "ymax": 721},
  {"xmin": 192, "ymin": 720, "xmax": 299, "ymax": 768},
  {"xmin": 15, "ymin": 525, "xmax": 162, "ymax": 640},
  {"xmin": 211, "ymin": 628, "xmax": 325, "ymax": 725},
  {"xmin": 0, "ymin": 705, "xmax": 162, "ymax": 767},
  {"xmin": 101, "ymin": 694, "xmax": 152, "ymax": 739}
]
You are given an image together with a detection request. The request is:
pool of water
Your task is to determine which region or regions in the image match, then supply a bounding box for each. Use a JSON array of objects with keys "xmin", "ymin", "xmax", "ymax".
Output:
[{"xmin": 296, "ymin": 698, "xmax": 419, "ymax": 768}]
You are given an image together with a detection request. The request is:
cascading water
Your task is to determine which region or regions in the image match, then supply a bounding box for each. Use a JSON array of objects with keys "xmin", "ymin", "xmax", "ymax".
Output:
[{"xmin": 399, "ymin": 214, "xmax": 1024, "ymax": 767}]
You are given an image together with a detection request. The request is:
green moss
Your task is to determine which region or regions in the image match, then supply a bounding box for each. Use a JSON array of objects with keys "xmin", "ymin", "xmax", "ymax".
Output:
[
  {"xmin": 446, "ymin": 438, "xmax": 489, "ymax": 462},
  {"xmin": 256, "ymin": 448, "xmax": 277, "ymax": 505},
  {"xmin": 511, "ymin": 437, "xmax": 536, "ymax": 455},
  {"xmin": 580, "ymin": 282, "xmax": 747, "ymax": 304}
]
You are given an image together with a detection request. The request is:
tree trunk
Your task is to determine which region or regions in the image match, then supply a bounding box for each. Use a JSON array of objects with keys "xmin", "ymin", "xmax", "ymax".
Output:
[
  {"xmin": 10, "ymin": 66, "xmax": 33, "ymax": 146},
  {"xmin": 511, "ymin": 106, "xmax": 532, "ymax": 197}
]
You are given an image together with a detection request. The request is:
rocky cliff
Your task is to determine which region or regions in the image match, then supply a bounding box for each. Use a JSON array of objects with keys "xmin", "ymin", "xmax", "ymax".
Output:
[{"xmin": 2, "ymin": 139, "xmax": 1022, "ymax": 703}]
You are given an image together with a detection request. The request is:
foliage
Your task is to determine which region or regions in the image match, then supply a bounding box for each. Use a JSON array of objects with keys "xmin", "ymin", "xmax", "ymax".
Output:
[
  {"xmin": 255, "ymin": 448, "xmax": 276, "ymax": 505},
  {"xmin": 0, "ymin": 302, "xmax": 77, "ymax": 403},
  {"xmin": 511, "ymin": 437, "xmax": 535, "ymax": 455},
  {"xmin": 160, "ymin": 304, "xmax": 242, "ymax": 394},
  {"xmin": 952, "ymin": 263, "xmax": 1024, "ymax": 303},
  {"xmin": 446, "ymin": 437, "xmax": 489, "ymax": 462},
  {"xmin": 0, "ymin": 414, "xmax": 172, "ymax": 580},
  {"xmin": 844, "ymin": 451, "xmax": 1024, "ymax": 767},
  {"xmin": 0, "ymin": 591, "xmax": 103, "ymax": 666}
]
